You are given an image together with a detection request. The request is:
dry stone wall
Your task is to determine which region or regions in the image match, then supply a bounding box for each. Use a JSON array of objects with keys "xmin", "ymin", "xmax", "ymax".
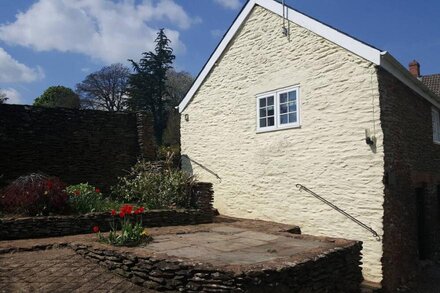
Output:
[
  {"xmin": 72, "ymin": 241, "xmax": 363, "ymax": 292},
  {"xmin": 0, "ymin": 209, "xmax": 213, "ymax": 241},
  {"xmin": 0, "ymin": 104, "xmax": 155, "ymax": 190}
]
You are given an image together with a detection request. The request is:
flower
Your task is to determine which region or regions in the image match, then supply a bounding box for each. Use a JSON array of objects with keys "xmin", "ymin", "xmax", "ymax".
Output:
[
  {"xmin": 120, "ymin": 204, "xmax": 133, "ymax": 215},
  {"xmin": 111, "ymin": 209, "xmax": 116, "ymax": 216},
  {"xmin": 46, "ymin": 180, "xmax": 53, "ymax": 190},
  {"xmin": 74, "ymin": 190, "xmax": 81, "ymax": 196},
  {"xmin": 119, "ymin": 211, "xmax": 125, "ymax": 218},
  {"xmin": 95, "ymin": 188, "xmax": 101, "ymax": 193},
  {"xmin": 141, "ymin": 228, "xmax": 149, "ymax": 237},
  {"xmin": 92, "ymin": 226, "xmax": 100, "ymax": 233},
  {"xmin": 134, "ymin": 206, "xmax": 144, "ymax": 215}
]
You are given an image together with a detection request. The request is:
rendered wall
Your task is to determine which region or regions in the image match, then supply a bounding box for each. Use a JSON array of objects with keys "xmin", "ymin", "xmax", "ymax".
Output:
[{"xmin": 181, "ymin": 5, "xmax": 385, "ymax": 282}]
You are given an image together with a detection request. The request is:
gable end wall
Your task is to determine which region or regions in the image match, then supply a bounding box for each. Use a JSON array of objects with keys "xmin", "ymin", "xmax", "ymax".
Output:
[{"xmin": 181, "ymin": 5, "xmax": 385, "ymax": 282}]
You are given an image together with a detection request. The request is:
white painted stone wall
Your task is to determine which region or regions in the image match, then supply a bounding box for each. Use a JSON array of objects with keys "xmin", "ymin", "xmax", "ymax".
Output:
[{"xmin": 181, "ymin": 6, "xmax": 384, "ymax": 282}]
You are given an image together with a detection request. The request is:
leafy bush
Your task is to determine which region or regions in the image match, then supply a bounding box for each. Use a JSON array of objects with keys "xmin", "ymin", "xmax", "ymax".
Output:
[
  {"xmin": 158, "ymin": 145, "xmax": 180, "ymax": 167},
  {"xmin": 111, "ymin": 157, "xmax": 195, "ymax": 209},
  {"xmin": 0, "ymin": 174, "xmax": 68, "ymax": 216},
  {"xmin": 96, "ymin": 204, "xmax": 152, "ymax": 246},
  {"xmin": 66, "ymin": 183, "xmax": 119, "ymax": 214}
]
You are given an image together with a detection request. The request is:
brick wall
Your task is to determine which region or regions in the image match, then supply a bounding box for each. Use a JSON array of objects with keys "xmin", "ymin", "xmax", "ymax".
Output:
[
  {"xmin": 0, "ymin": 104, "xmax": 155, "ymax": 190},
  {"xmin": 378, "ymin": 67, "xmax": 440, "ymax": 292}
]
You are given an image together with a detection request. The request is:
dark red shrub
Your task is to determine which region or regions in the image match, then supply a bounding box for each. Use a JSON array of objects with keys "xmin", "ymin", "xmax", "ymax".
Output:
[{"xmin": 0, "ymin": 173, "xmax": 68, "ymax": 216}]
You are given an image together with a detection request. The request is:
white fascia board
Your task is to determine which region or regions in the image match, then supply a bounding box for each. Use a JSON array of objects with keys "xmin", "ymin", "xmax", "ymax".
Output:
[
  {"xmin": 380, "ymin": 52, "xmax": 440, "ymax": 109},
  {"xmin": 256, "ymin": 0, "xmax": 382, "ymax": 65}
]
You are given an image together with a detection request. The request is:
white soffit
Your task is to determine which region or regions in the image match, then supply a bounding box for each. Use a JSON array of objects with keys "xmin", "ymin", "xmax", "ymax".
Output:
[{"xmin": 178, "ymin": 0, "xmax": 440, "ymax": 112}]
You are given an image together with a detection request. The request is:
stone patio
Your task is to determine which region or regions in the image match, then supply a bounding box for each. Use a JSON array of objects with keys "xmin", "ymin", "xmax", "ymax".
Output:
[
  {"xmin": 146, "ymin": 226, "xmax": 335, "ymax": 266},
  {"xmin": 0, "ymin": 217, "xmax": 363, "ymax": 292}
]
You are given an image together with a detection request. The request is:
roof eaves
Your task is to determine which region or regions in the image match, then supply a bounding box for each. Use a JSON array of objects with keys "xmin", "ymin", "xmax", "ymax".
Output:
[{"xmin": 380, "ymin": 52, "xmax": 440, "ymax": 108}]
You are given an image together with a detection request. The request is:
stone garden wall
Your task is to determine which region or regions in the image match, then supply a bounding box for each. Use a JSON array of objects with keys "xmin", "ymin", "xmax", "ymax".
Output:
[
  {"xmin": 0, "ymin": 209, "xmax": 213, "ymax": 241},
  {"xmin": 0, "ymin": 104, "xmax": 155, "ymax": 190},
  {"xmin": 71, "ymin": 241, "xmax": 363, "ymax": 292}
]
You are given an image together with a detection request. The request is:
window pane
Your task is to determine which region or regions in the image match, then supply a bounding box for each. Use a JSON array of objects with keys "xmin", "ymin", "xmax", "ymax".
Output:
[
  {"xmin": 260, "ymin": 108, "xmax": 266, "ymax": 118},
  {"xmin": 288, "ymin": 91, "xmax": 297, "ymax": 102},
  {"xmin": 288, "ymin": 101, "xmax": 296, "ymax": 112},
  {"xmin": 259, "ymin": 98, "xmax": 266, "ymax": 108},
  {"xmin": 289, "ymin": 112, "xmax": 297, "ymax": 123},
  {"xmin": 260, "ymin": 118, "xmax": 267, "ymax": 127},
  {"xmin": 280, "ymin": 114, "xmax": 288, "ymax": 124},
  {"xmin": 267, "ymin": 106, "xmax": 274, "ymax": 116},
  {"xmin": 280, "ymin": 104, "xmax": 287, "ymax": 114},
  {"xmin": 280, "ymin": 93, "xmax": 287, "ymax": 103},
  {"xmin": 268, "ymin": 117, "xmax": 275, "ymax": 126},
  {"xmin": 267, "ymin": 96, "xmax": 274, "ymax": 106}
]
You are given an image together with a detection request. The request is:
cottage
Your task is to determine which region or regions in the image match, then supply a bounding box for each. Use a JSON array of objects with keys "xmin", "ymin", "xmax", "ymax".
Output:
[{"xmin": 178, "ymin": 0, "xmax": 440, "ymax": 291}]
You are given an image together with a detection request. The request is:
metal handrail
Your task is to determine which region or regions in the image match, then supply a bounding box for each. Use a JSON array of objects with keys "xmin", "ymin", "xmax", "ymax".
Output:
[{"xmin": 296, "ymin": 184, "xmax": 381, "ymax": 241}]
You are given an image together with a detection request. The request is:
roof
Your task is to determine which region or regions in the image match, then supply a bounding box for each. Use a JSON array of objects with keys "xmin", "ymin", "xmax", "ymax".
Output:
[
  {"xmin": 178, "ymin": 0, "xmax": 440, "ymax": 112},
  {"xmin": 422, "ymin": 74, "xmax": 440, "ymax": 97}
]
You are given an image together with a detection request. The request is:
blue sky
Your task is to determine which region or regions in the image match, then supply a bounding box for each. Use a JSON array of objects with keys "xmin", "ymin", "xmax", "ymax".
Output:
[{"xmin": 0, "ymin": 0, "xmax": 439, "ymax": 105}]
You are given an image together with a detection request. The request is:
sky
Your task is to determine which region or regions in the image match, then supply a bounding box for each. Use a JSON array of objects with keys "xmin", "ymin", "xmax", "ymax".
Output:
[{"xmin": 0, "ymin": 0, "xmax": 439, "ymax": 105}]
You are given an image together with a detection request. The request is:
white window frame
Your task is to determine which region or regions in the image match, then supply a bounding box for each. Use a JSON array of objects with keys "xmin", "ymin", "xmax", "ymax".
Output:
[
  {"xmin": 432, "ymin": 107, "xmax": 440, "ymax": 144},
  {"xmin": 256, "ymin": 85, "xmax": 301, "ymax": 133}
]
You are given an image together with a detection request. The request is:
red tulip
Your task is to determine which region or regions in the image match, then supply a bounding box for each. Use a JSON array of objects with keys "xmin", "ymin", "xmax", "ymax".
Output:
[
  {"xmin": 111, "ymin": 210, "xmax": 116, "ymax": 216},
  {"xmin": 95, "ymin": 188, "xmax": 101, "ymax": 193},
  {"xmin": 46, "ymin": 180, "xmax": 54, "ymax": 190},
  {"xmin": 119, "ymin": 211, "xmax": 125, "ymax": 218},
  {"xmin": 92, "ymin": 226, "xmax": 100, "ymax": 233}
]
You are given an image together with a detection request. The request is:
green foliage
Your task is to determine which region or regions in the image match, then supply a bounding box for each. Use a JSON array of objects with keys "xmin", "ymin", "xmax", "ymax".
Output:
[
  {"xmin": 111, "ymin": 157, "xmax": 195, "ymax": 209},
  {"xmin": 158, "ymin": 145, "xmax": 180, "ymax": 167},
  {"xmin": 127, "ymin": 29, "xmax": 176, "ymax": 145},
  {"xmin": 34, "ymin": 86, "xmax": 80, "ymax": 109},
  {"xmin": 0, "ymin": 174, "xmax": 68, "ymax": 216},
  {"xmin": 76, "ymin": 63, "xmax": 130, "ymax": 111},
  {"xmin": 97, "ymin": 204, "xmax": 152, "ymax": 246},
  {"xmin": 66, "ymin": 183, "xmax": 119, "ymax": 214},
  {"xmin": 0, "ymin": 90, "xmax": 7, "ymax": 104}
]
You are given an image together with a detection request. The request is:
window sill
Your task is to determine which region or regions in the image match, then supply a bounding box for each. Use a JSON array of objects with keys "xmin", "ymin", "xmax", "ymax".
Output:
[
  {"xmin": 256, "ymin": 124, "xmax": 301, "ymax": 134},
  {"xmin": 434, "ymin": 141, "xmax": 440, "ymax": 145}
]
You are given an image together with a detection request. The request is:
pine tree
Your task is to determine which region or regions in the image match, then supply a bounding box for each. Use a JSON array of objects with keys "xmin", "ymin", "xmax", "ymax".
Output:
[{"xmin": 127, "ymin": 29, "xmax": 176, "ymax": 145}]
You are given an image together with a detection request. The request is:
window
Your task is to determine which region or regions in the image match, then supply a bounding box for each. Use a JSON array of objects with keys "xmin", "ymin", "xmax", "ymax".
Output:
[
  {"xmin": 432, "ymin": 108, "xmax": 440, "ymax": 143},
  {"xmin": 257, "ymin": 86, "xmax": 300, "ymax": 132}
]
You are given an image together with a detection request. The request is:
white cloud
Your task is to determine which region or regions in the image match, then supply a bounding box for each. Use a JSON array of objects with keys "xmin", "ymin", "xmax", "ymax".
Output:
[
  {"xmin": 0, "ymin": 0, "xmax": 199, "ymax": 64},
  {"xmin": 210, "ymin": 29, "xmax": 224, "ymax": 38},
  {"xmin": 213, "ymin": 0, "xmax": 242, "ymax": 10},
  {"xmin": 0, "ymin": 48, "xmax": 44, "ymax": 83},
  {"xmin": 1, "ymin": 88, "xmax": 23, "ymax": 104}
]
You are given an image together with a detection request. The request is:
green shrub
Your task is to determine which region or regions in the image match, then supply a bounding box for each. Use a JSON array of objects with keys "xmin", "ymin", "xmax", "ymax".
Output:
[
  {"xmin": 111, "ymin": 158, "xmax": 195, "ymax": 209},
  {"xmin": 0, "ymin": 174, "xmax": 68, "ymax": 216},
  {"xmin": 66, "ymin": 183, "xmax": 119, "ymax": 214}
]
